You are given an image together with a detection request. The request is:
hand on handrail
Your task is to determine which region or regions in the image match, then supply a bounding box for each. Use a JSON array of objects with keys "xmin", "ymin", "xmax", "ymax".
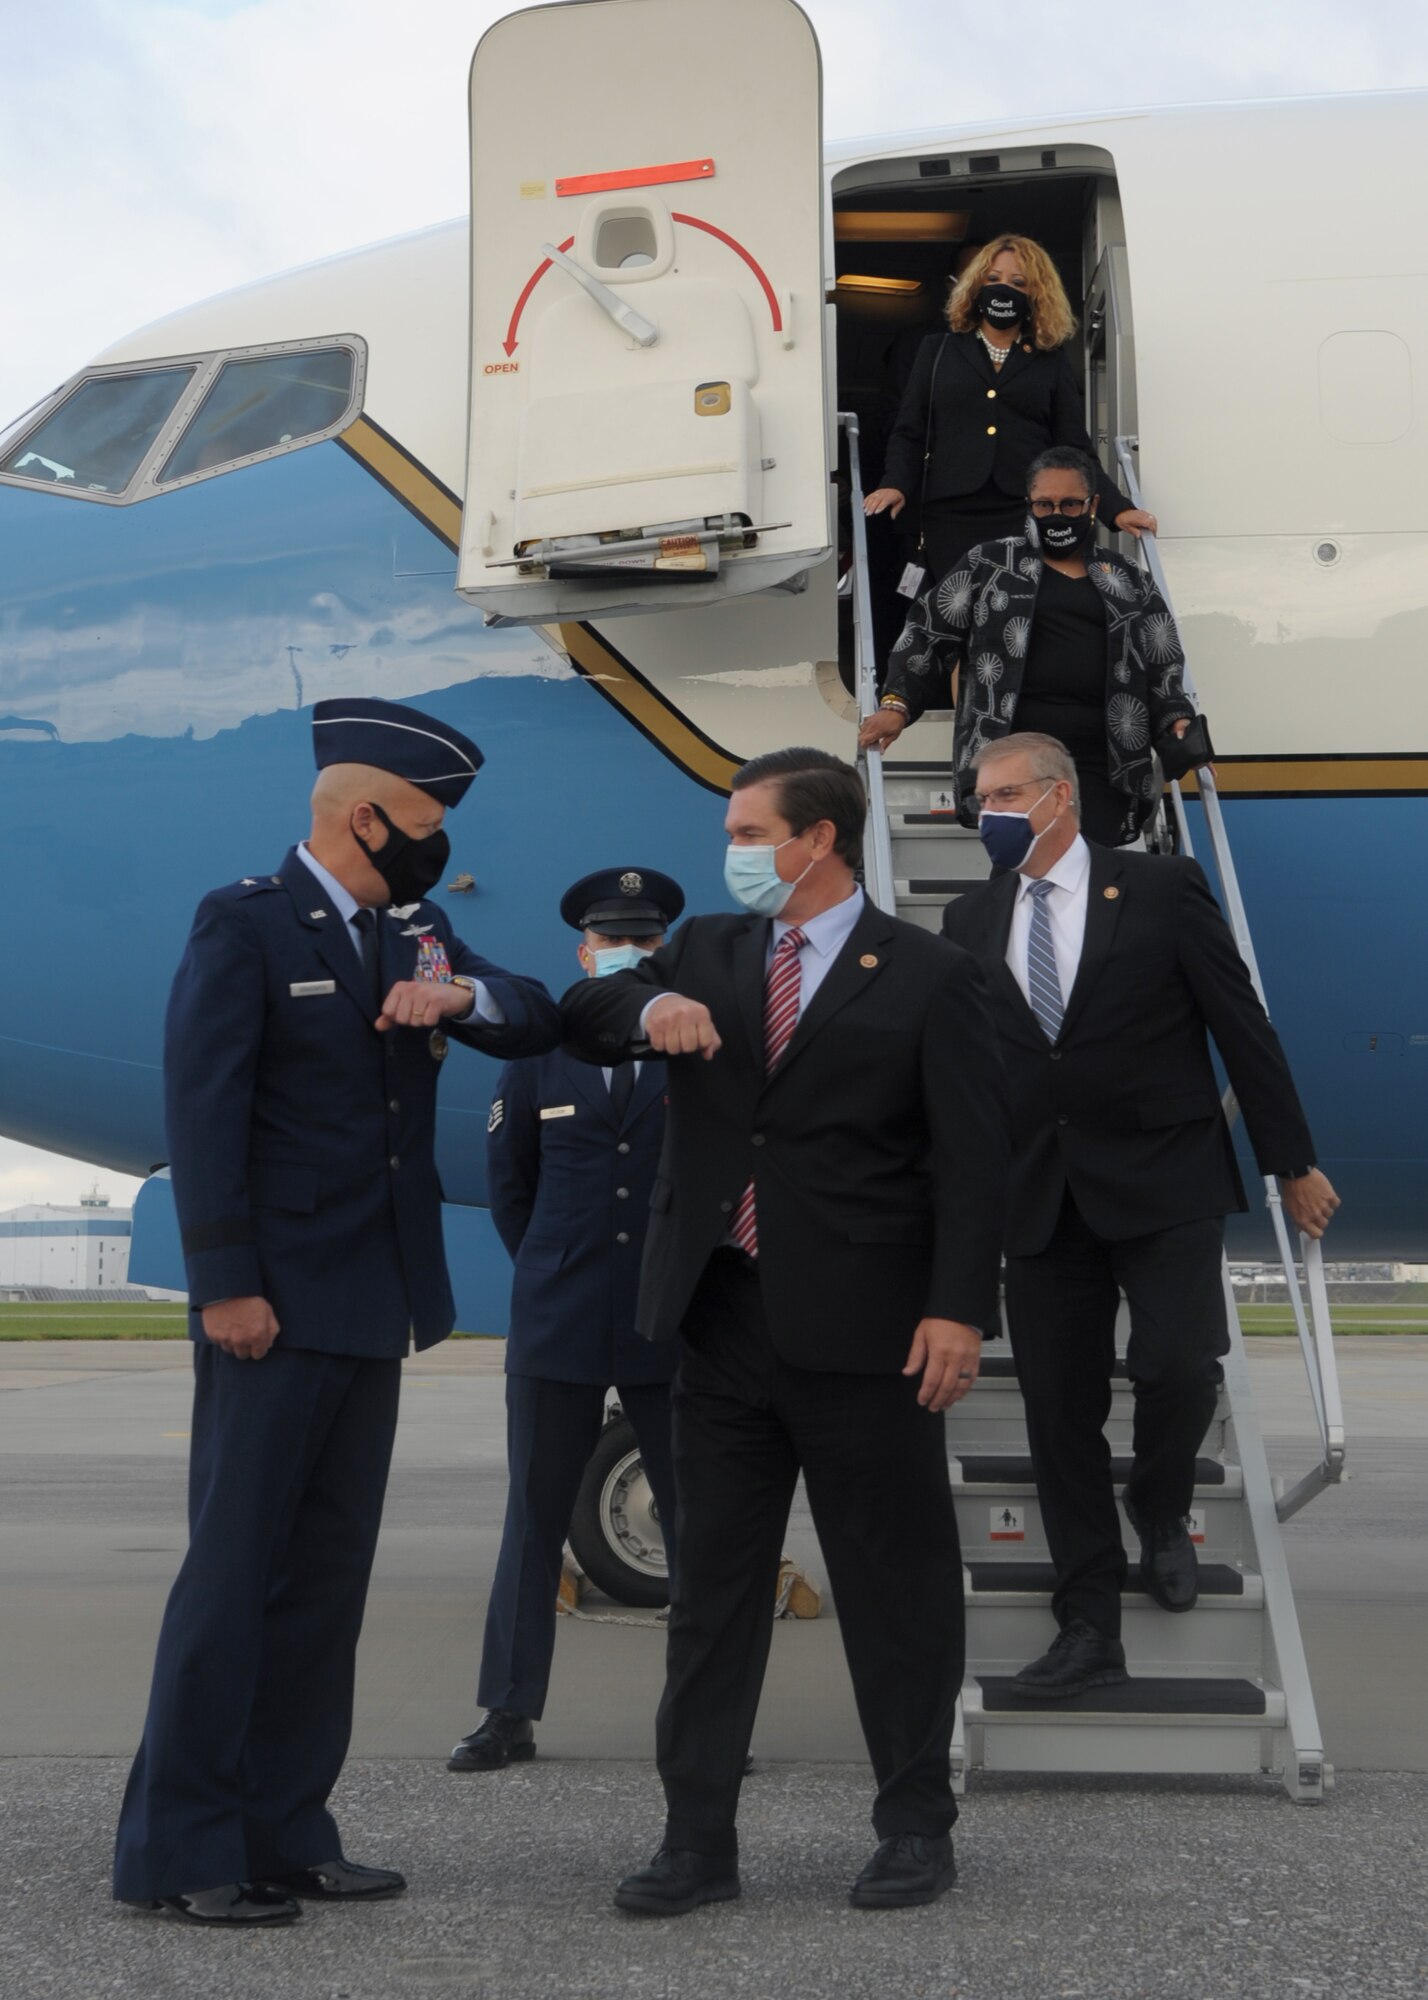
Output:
[
  {"xmin": 858, "ymin": 708, "xmax": 908, "ymax": 752},
  {"xmin": 1280, "ymin": 1168, "xmax": 1340, "ymax": 1240}
]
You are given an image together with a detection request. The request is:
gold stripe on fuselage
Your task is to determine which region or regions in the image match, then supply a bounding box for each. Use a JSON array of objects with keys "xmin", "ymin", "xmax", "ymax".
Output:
[{"xmin": 333, "ymin": 418, "xmax": 1424, "ymax": 803}]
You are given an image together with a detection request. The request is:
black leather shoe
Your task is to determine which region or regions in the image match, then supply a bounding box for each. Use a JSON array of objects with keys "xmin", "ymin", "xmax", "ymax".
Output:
[
  {"xmin": 1125, "ymin": 1498, "xmax": 1199, "ymax": 1612},
  {"xmin": 850, "ymin": 1833, "xmax": 956, "ymax": 1909},
  {"xmin": 613, "ymin": 1847, "xmax": 740, "ymax": 1917},
  {"xmin": 447, "ymin": 1709, "xmax": 536, "ymax": 1771},
  {"xmin": 1011, "ymin": 1618, "xmax": 1129, "ymax": 1699},
  {"xmin": 127, "ymin": 1883, "xmax": 301, "ymax": 1925},
  {"xmin": 260, "ymin": 1859, "xmax": 405, "ymax": 1901}
]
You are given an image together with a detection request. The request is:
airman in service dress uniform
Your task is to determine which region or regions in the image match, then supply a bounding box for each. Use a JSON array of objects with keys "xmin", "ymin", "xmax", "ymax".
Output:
[
  {"xmin": 113, "ymin": 697, "xmax": 560, "ymax": 1927},
  {"xmin": 448, "ymin": 868, "xmax": 685, "ymax": 1775}
]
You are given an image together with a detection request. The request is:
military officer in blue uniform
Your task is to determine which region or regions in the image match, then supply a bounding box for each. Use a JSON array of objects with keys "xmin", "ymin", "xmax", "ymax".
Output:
[
  {"xmin": 448, "ymin": 867, "xmax": 685, "ymax": 1774},
  {"xmin": 114, "ymin": 696, "xmax": 560, "ymax": 1926}
]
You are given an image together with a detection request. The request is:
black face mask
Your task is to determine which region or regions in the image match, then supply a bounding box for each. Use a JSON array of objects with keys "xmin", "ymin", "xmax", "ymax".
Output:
[
  {"xmin": 1035, "ymin": 509, "xmax": 1096, "ymax": 558},
  {"xmin": 974, "ymin": 283, "xmax": 1029, "ymax": 330},
  {"xmin": 354, "ymin": 801, "xmax": 450, "ymax": 905}
]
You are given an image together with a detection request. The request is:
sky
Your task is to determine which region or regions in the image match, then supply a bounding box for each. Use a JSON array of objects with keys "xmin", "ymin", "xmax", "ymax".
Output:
[{"xmin": 2, "ymin": 0, "xmax": 1427, "ymax": 1206}]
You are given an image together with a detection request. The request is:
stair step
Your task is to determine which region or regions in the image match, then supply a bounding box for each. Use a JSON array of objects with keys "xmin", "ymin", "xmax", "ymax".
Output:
[
  {"xmin": 973, "ymin": 1675, "xmax": 1271, "ymax": 1718},
  {"xmin": 955, "ymin": 1453, "xmax": 1230, "ymax": 1489},
  {"xmin": 966, "ymin": 1561, "xmax": 1247, "ymax": 1598}
]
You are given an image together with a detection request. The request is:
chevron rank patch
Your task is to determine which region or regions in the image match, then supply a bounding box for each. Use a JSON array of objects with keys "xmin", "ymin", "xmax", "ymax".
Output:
[{"xmin": 488, "ymin": 1098, "xmax": 504, "ymax": 1133}]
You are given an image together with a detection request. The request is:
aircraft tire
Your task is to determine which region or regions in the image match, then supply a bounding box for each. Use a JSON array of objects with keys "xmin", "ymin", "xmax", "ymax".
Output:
[{"xmin": 569, "ymin": 1413, "xmax": 671, "ymax": 1608}]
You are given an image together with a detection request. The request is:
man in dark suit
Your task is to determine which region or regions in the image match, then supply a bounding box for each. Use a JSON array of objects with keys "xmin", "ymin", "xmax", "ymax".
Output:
[
  {"xmin": 941, "ymin": 731, "xmax": 1339, "ymax": 1700},
  {"xmin": 447, "ymin": 866, "xmax": 685, "ymax": 1775},
  {"xmin": 113, "ymin": 697, "xmax": 560, "ymax": 1926},
  {"xmin": 561, "ymin": 748, "xmax": 1008, "ymax": 1916}
]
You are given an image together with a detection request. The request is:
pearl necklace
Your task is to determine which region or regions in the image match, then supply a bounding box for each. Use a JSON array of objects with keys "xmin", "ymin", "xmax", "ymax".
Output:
[{"xmin": 979, "ymin": 328, "xmax": 1015, "ymax": 368}]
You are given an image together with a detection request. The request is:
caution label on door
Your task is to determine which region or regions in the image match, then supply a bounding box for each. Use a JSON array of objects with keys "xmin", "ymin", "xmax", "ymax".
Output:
[
  {"xmin": 1186, "ymin": 1509, "xmax": 1206, "ymax": 1545},
  {"xmin": 989, "ymin": 1504, "xmax": 1024, "ymax": 1542}
]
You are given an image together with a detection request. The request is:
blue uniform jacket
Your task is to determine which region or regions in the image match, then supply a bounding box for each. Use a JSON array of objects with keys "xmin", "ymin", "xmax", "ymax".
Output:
[
  {"xmin": 166, "ymin": 847, "xmax": 561, "ymax": 1356},
  {"xmin": 487, "ymin": 1047, "xmax": 673, "ymax": 1386}
]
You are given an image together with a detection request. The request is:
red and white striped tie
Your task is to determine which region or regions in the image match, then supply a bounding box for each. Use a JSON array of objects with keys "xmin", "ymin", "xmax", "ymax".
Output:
[{"xmin": 729, "ymin": 926, "xmax": 806, "ymax": 1258}]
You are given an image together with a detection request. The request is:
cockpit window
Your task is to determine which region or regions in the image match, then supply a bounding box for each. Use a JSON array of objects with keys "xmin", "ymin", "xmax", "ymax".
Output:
[
  {"xmin": 0, "ymin": 367, "xmax": 195, "ymax": 493},
  {"xmin": 156, "ymin": 347, "xmax": 356, "ymax": 485}
]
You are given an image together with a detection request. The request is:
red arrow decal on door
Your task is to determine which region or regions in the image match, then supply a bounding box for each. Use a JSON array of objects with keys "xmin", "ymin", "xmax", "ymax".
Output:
[
  {"xmin": 503, "ymin": 237, "xmax": 576, "ymax": 356},
  {"xmin": 672, "ymin": 213, "xmax": 782, "ymax": 332},
  {"xmin": 502, "ymin": 218, "xmax": 782, "ymax": 355}
]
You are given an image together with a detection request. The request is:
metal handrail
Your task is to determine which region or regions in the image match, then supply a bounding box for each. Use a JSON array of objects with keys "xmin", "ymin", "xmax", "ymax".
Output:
[
  {"xmin": 1114, "ymin": 435, "xmax": 1345, "ymax": 1518},
  {"xmin": 841, "ymin": 412, "xmax": 898, "ymax": 915}
]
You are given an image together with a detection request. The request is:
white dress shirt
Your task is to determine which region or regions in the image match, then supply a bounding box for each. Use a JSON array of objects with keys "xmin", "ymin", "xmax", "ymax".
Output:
[
  {"xmin": 1005, "ymin": 834, "xmax": 1091, "ymax": 1010},
  {"xmin": 296, "ymin": 843, "xmax": 504, "ymax": 1023}
]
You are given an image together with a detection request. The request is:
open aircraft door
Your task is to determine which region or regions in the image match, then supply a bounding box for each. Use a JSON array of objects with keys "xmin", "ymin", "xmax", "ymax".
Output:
[{"xmin": 458, "ymin": 0, "xmax": 829, "ymax": 623}]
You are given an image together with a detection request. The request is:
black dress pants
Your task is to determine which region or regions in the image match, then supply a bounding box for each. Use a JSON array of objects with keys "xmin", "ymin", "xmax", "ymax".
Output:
[
  {"xmin": 1004, "ymin": 1190, "xmax": 1229, "ymax": 1640},
  {"xmin": 658, "ymin": 1249, "xmax": 964, "ymax": 1857},
  {"xmin": 477, "ymin": 1374, "xmax": 677, "ymax": 1720}
]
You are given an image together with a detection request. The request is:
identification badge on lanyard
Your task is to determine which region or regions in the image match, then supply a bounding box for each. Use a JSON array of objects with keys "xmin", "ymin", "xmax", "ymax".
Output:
[
  {"xmin": 896, "ymin": 561, "xmax": 927, "ymax": 599},
  {"xmin": 415, "ymin": 935, "xmax": 453, "ymax": 984}
]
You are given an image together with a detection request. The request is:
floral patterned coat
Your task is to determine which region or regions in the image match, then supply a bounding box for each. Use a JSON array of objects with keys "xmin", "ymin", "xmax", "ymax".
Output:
[{"xmin": 884, "ymin": 529, "xmax": 1195, "ymax": 840}]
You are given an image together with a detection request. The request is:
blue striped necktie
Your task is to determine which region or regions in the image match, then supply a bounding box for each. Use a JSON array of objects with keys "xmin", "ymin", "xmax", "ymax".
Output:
[{"xmin": 1026, "ymin": 879, "xmax": 1064, "ymax": 1041}]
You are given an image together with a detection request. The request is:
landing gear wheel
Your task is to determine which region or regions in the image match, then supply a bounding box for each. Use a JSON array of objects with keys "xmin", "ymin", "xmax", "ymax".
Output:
[{"xmin": 569, "ymin": 1415, "xmax": 670, "ymax": 1608}]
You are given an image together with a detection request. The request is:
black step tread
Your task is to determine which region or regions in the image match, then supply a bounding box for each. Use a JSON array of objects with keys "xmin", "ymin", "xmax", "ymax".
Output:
[
  {"xmin": 905, "ymin": 878, "xmax": 984, "ymax": 893},
  {"xmin": 957, "ymin": 1453, "xmax": 1227, "ymax": 1487},
  {"xmin": 977, "ymin": 1675, "xmax": 1267, "ymax": 1717},
  {"xmin": 897, "ymin": 812, "xmax": 975, "ymax": 826},
  {"xmin": 967, "ymin": 1561, "xmax": 1245, "ymax": 1597}
]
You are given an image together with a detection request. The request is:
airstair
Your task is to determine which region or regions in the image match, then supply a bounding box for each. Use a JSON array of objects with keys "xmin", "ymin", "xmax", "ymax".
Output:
[{"xmin": 846, "ymin": 414, "xmax": 1347, "ymax": 1801}]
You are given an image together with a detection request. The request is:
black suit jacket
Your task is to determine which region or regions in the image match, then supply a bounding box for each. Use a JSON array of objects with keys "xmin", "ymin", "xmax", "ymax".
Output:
[
  {"xmin": 940, "ymin": 844, "xmax": 1316, "ymax": 1256},
  {"xmin": 879, "ymin": 331, "xmax": 1130, "ymax": 520},
  {"xmin": 560, "ymin": 898, "xmax": 1009, "ymax": 1371}
]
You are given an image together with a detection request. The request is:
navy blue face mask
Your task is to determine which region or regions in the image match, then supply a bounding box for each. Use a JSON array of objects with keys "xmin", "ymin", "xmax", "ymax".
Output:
[{"xmin": 977, "ymin": 786, "xmax": 1055, "ymax": 871}]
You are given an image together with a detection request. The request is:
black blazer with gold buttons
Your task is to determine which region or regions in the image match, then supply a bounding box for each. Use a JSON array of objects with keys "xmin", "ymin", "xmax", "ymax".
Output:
[{"xmin": 878, "ymin": 330, "xmax": 1130, "ymax": 519}]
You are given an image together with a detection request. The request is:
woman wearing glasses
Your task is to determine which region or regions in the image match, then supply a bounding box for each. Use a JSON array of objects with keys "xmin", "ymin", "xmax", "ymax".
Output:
[
  {"xmin": 862, "ymin": 235, "xmax": 1156, "ymax": 592},
  {"xmin": 859, "ymin": 447, "xmax": 1202, "ymax": 848}
]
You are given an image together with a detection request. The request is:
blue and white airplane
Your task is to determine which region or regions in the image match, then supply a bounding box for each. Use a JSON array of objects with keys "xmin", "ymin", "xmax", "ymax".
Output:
[{"xmin": 1, "ymin": 0, "xmax": 1424, "ymax": 1321}]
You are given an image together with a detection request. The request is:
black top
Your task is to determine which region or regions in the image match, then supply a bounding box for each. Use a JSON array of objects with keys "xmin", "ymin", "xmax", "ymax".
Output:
[
  {"xmin": 1014, "ymin": 565, "xmax": 1107, "ymax": 763},
  {"xmin": 878, "ymin": 330, "xmax": 1131, "ymax": 522}
]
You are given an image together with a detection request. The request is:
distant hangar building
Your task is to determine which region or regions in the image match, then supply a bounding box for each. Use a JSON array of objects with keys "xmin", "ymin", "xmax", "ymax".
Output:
[{"xmin": 0, "ymin": 1192, "xmax": 132, "ymax": 1291}]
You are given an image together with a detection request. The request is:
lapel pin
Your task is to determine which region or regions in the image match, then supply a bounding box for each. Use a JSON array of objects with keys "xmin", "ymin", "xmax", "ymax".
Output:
[
  {"xmin": 860, "ymin": 953, "xmax": 879, "ymax": 968},
  {"xmin": 310, "ymin": 909, "xmax": 327, "ymax": 920},
  {"xmin": 1104, "ymin": 886, "xmax": 1120, "ymax": 900}
]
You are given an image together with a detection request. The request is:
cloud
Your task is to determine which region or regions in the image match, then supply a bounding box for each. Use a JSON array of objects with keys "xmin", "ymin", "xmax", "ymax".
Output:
[
  {"xmin": 0, "ymin": 1136, "xmax": 142, "ymax": 1210},
  {"xmin": 4, "ymin": 0, "xmax": 1428, "ymax": 423}
]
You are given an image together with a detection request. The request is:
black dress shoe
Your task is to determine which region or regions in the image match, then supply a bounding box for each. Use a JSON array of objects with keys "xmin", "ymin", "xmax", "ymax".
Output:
[
  {"xmin": 613, "ymin": 1847, "xmax": 740, "ymax": 1917},
  {"xmin": 260, "ymin": 1859, "xmax": 405, "ymax": 1901},
  {"xmin": 1125, "ymin": 1500, "xmax": 1199, "ymax": 1612},
  {"xmin": 126, "ymin": 1883, "xmax": 301, "ymax": 1925},
  {"xmin": 850, "ymin": 1833, "xmax": 956, "ymax": 1909},
  {"xmin": 1011, "ymin": 1618, "xmax": 1129, "ymax": 1699},
  {"xmin": 447, "ymin": 1709, "xmax": 536, "ymax": 1772}
]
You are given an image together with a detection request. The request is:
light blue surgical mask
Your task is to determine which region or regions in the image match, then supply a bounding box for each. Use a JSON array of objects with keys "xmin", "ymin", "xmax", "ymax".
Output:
[
  {"xmin": 590, "ymin": 944, "xmax": 654, "ymax": 978},
  {"xmin": 724, "ymin": 837, "xmax": 813, "ymax": 917}
]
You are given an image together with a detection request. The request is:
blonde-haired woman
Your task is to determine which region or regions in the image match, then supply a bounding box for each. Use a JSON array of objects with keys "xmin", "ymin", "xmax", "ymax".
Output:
[{"xmin": 864, "ymin": 234, "xmax": 1156, "ymax": 593}]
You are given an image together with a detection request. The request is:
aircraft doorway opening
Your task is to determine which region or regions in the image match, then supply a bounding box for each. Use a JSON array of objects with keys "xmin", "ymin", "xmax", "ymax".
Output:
[{"xmin": 830, "ymin": 146, "xmax": 1134, "ymax": 704}]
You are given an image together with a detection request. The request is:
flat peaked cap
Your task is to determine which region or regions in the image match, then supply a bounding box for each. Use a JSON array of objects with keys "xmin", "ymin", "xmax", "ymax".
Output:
[
  {"xmin": 312, "ymin": 697, "xmax": 484, "ymax": 808},
  {"xmin": 560, "ymin": 867, "xmax": 686, "ymax": 938}
]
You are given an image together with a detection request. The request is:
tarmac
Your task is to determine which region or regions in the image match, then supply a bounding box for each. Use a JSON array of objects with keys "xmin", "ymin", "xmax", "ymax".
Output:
[{"xmin": 1, "ymin": 1336, "xmax": 1425, "ymax": 1999}]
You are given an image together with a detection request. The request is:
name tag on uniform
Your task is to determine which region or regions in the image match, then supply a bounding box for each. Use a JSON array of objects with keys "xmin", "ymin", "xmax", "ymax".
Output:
[
  {"xmin": 539, "ymin": 1105, "xmax": 576, "ymax": 1120},
  {"xmin": 290, "ymin": 980, "xmax": 337, "ymax": 996}
]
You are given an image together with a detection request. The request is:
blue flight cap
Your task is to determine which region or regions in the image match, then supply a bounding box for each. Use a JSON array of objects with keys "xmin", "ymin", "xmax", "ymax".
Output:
[
  {"xmin": 560, "ymin": 867, "xmax": 686, "ymax": 939},
  {"xmin": 311, "ymin": 697, "xmax": 484, "ymax": 808}
]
